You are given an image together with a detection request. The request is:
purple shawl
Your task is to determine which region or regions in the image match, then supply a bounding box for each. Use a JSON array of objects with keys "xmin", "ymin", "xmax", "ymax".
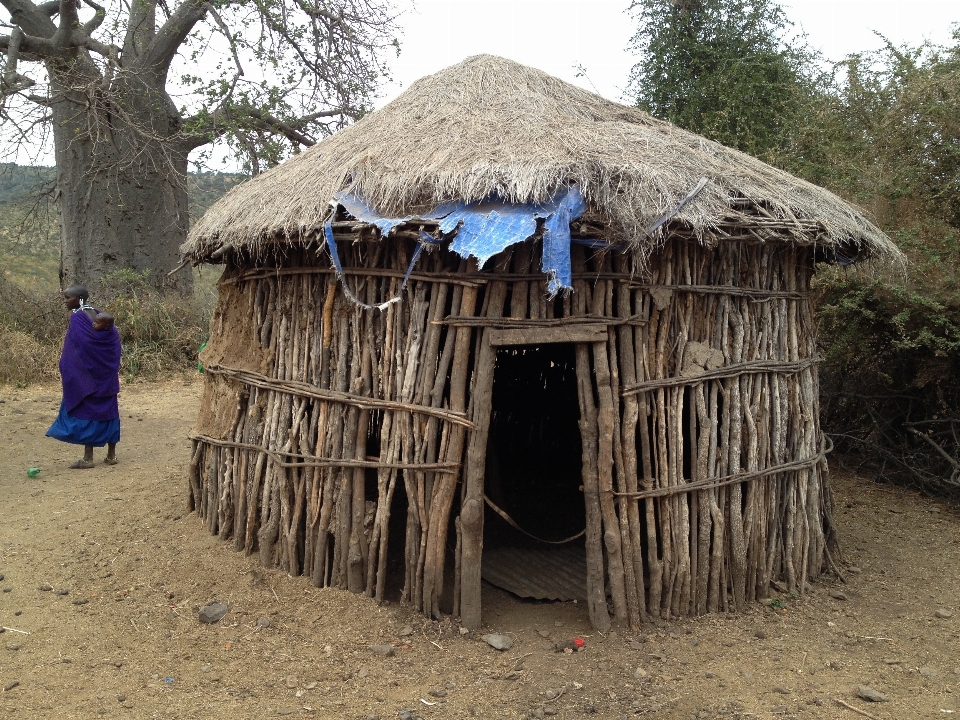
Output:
[{"xmin": 60, "ymin": 310, "xmax": 121, "ymax": 421}]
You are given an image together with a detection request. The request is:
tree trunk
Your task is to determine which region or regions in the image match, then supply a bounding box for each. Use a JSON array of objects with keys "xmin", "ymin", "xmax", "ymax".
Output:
[{"xmin": 51, "ymin": 68, "xmax": 193, "ymax": 296}]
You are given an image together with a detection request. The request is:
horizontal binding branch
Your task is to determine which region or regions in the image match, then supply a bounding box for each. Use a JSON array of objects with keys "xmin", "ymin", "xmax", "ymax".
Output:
[
  {"xmin": 218, "ymin": 265, "xmax": 487, "ymax": 288},
  {"xmin": 191, "ymin": 435, "xmax": 462, "ymax": 473},
  {"xmin": 436, "ymin": 312, "xmax": 647, "ymax": 328},
  {"xmin": 609, "ymin": 436, "xmax": 832, "ymax": 500},
  {"xmin": 626, "ymin": 283, "xmax": 807, "ymax": 299},
  {"xmin": 620, "ymin": 357, "xmax": 819, "ymax": 396},
  {"xmin": 222, "ymin": 266, "xmax": 810, "ymax": 302},
  {"xmin": 205, "ymin": 365, "xmax": 475, "ymax": 428}
]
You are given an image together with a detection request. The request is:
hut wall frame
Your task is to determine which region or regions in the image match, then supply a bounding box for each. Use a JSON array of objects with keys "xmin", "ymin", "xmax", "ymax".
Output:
[{"xmin": 192, "ymin": 236, "xmax": 831, "ymax": 628}]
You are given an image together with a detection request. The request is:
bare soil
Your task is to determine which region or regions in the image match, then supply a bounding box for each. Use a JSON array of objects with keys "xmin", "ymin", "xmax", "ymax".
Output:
[{"xmin": 1, "ymin": 379, "xmax": 959, "ymax": 720}]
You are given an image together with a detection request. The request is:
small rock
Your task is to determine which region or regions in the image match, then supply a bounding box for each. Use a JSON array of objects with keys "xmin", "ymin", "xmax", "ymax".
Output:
[
  {"xmin": 398, "ymin": 710, "xmax": 414, "ymax": 720},
  {"xmin": 755, "ymin": 630, "xmax": 767, "ymax": 640},
  {"xmin": 4, "ymin": 681, "xmax": 19, "ymax": 692},
  {"xmin": 55, "ymin": 589, "xmax": 69, "ymax": 596},
  {"xmin": 634, "ymin": 667, "xmax": 648, "ymax": 679},
  {"xmin": 935, "ymin": 608, "xmax": 954, "ymax": 619},
  {"xmin": 481, "ymin": 633, "xmax": 514, "ymax": 651},
  {"xmin": 198, "ymin": 602, "xmax": 229, "ymax": 624},
  {"xmin": 6, "ymin": 643, "xmax": 20, "ymax": 651},
  {"xmin": 828, "ymin": 590, "xmax": 848, "ymax": 601},
  {"xmin": 397, "ymin": 625, "xmax": 414, "ymax": 637},
  {"xmin": 543, "ymin": 704, "xmax": 559, "ymax": 716},
  {"xmin": 919, "ymin": 666, "xmax": 940, "ymax": 678},
  {"xmin": 38, "ymin": 584, "xmax": 52, "ymax": 592},
  {"xmin": 2, "ymin": 589, "xmax": 11, "ymax": 594},
  {"xmin": 459, "ymin": 627, "xmax": 469, "ymax": 636},
  {"xmin": 428, "ymin": 688, "xmax": 447, "ymax": 698},
  {"xmin": 0, "ymin": 574, "xmax": 4, "ymax": 581},
  {"xmin": 857, "ymin": 686, "xmax": 889, "ymax": 702},
  {"xmin": 773, "ymin": 686, "xmax": 791, "ymax": 694},
  {"xmin": 256, "ymin": 616, "xmax": 271, "ymax": 628},
  {"xmin": 847, "ymin": 566, "xmax": 862, "ymax": 574},
  {"xmin": 771, "ymin": 705, "xmax": 788, "ymax": 714},
  {"xmin": 285, "ymin": 676, "xmax": 298, "ymax": 688},
  {"xmin": 540, "ymin": 641, "xmax": 554, "ymax": 650},
  {"xmin": 370, "ymin": 644, "xmax": 396, "ymax": 657},
  {"xmin": 704, "ymin": 672, "xmax": 716, "ymax": 679},
  {"xmin": 537, "ymin": 630, "xmax": 551, "ymax": 638},
  {"xmin": 117, "ymin": 695, "xmax": 126, "ymax": 702},
  {"xmin": 72, "ymin": 599, "xmax": 88, "ymax": 605},
  {"xmin": 629, "ymin": 639, "xmax": 646, "ymax": 649},
  {"xmin": 200, "ymin": 664, "xmax": 211, "ymax": 673},
  {"xmin": 358, "ymin": 668, "xmax": 370, "ymax": 679}
]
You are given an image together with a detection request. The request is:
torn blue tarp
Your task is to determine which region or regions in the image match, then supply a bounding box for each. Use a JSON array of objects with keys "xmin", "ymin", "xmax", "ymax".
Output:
[{"xmin": 330, "ymin": 185, "xmax": 586, "ymax": 297}]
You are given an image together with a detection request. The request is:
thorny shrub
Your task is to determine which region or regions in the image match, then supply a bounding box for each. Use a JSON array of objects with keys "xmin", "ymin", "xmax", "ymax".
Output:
[
  {"xmin": 0, "ymin": 270, "xmax": 212, "ymax": 384},
  {"xmin": 816, "ymin": 261, "xmax": 960, "ymax": 494}
]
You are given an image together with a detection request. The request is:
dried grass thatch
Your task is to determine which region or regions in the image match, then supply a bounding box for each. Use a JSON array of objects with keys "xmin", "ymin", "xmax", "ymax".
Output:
[{"xmin": 183, "ymin": 54, "xmax": 900, "ymax": 264}]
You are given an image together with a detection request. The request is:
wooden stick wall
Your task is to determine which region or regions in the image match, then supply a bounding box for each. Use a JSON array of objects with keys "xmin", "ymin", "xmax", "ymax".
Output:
[{"xmin": 191, "ymin": 233, "xmax": 832, "ymax": 630}]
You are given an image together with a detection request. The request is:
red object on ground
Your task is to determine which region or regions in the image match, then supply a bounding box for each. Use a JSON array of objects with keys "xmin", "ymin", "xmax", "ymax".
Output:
[{"xmin": 573, "ymin": 637, "xmax": 584, "ymax": 648}]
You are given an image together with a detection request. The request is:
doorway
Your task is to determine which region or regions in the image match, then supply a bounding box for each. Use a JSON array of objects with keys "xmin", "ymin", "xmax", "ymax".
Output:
[{"xmin": 481, "ymin": 342, "xmax": 586, "ymax": 601}]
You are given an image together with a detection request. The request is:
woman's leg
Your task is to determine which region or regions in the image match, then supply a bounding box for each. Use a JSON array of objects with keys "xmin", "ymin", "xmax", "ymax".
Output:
[{"xmin": 69, "ymin": 445, "xmax": 95, "ymax": 469}]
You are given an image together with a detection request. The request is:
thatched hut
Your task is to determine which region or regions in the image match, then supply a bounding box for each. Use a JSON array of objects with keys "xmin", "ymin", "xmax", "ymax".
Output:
[{"xmin": 182, "ymin": 55, "xmax": 899, "ymax": 631}]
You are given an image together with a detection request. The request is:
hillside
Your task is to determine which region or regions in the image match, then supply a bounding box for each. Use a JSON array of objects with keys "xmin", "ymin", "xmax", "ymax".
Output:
[{"xmin": 0, "ymin": 164, "xmax": 246, "ymax": 290}]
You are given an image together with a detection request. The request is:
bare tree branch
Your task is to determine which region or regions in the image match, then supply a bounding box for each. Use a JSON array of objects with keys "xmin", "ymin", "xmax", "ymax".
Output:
[
  {"xmin": 136, "ymin": 0, "xmax": 208, "ymax": 81},
  {"xmin": 906, "ymin": 426, "xmax": 960, "ymax": 471},
  {"xmin": 80, "ymin": 0, "xmax": 107, "ymax": 35},
  {"xmin": 0, "ymin": 27, "xmax": 36, "ymax": 102},
  {"xmin": 243, "ymin": 107, "xmax": 317, "ymax": 146},
  {"xmin": 0, "ymin": 0, "xmax": 57, "ymax": 37}
]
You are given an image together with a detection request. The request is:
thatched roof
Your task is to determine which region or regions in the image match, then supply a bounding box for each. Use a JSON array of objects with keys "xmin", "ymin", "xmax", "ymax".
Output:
[{"xmin": 183, "ymin": 54, "xmax": 900, "ymax": 263}]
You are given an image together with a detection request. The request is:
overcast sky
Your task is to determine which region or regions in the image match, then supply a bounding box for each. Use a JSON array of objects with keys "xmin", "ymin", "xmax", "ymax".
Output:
[
  {"xmin": 8, "ymin": 0, "xmax": 958, "ymax": 168},
  {"xmin": 380, "ymin": 0, "xmax": 959, "ymax": 105}
]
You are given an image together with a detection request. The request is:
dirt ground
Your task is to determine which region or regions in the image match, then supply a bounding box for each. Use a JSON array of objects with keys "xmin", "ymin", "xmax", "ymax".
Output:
[{"xmin": 2, "ymin": 379, "xmax": 959, "ymax": 720}]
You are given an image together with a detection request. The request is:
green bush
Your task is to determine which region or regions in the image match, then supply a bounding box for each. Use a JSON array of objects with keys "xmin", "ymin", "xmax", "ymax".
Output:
[{"xmin": 816, "ymin": 262, "xmax": 960, "ymax": 491}]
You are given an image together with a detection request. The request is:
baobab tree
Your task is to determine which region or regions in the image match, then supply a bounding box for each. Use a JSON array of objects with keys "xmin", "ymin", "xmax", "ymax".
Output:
[{"xmin": 0, "ymin": 0, "xmax": 397, "ymax": 294}]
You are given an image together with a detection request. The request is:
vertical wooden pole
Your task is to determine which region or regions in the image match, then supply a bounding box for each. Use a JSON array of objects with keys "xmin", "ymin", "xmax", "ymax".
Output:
[{"xmin": 460, "ymin": 279, "xmax": 507, "ymax": 630}]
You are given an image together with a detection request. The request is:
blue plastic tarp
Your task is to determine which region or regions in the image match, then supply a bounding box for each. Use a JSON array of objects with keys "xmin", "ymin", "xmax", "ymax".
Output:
[{"xmin": 331, "ymin": 185, "xmax": 586, "ymax": 296}]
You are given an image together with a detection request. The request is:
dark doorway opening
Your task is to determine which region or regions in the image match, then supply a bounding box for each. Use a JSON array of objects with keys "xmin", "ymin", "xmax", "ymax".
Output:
[
  {"xmin": 485, "ymin": 343, "xmax": 584, "ymax": 544},
  {"xmin": 482, "ymin": 343, "xmax": 586, "ymax": 602}
]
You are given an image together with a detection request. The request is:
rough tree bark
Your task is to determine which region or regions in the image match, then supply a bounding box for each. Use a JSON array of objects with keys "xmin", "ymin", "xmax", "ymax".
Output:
[{"xmin": 52, "ymin": 76, "xmax": 192, "ymax": 295}]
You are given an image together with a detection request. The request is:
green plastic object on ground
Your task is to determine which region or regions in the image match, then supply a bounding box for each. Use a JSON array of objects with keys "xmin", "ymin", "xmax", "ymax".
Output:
[{"xmin": 27, "ymin": 467, "xmax": 40, "ymax": 478}]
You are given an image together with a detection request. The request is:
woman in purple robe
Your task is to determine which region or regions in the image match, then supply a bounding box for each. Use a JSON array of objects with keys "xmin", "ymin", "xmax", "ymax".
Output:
[{"xmin": 46, "ymin": 285, "xmax": 122, "ymax": 468}]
